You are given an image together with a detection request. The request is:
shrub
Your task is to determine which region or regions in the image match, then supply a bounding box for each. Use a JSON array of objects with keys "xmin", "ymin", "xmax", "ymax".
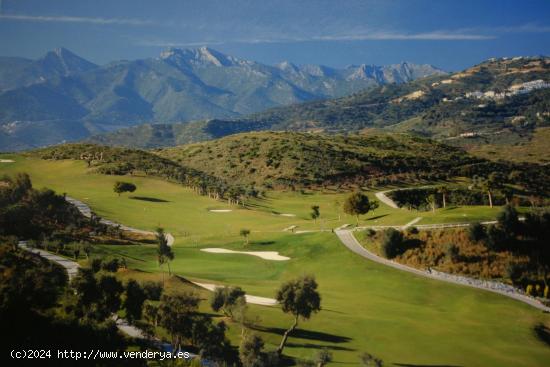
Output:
[
  {"xmin": 484, "ymin": 225, "xmax": 507, "ymax": 251},
  {"xmin": 101, "ymin": 257, "xmax": 121, "ymax": 272},
  {"xmin": 113, "ymin": 181, "xmax": 137, "ymax": 196},
  {"xmin": 445, "ymin": 244, "xmax": 460, "ymax": 263},
  {"xmin": 407, "ymin": 226, "xmax": 419, "ymax": 235},
  {"xmin": 380, "ymin": 228, "xmax": 403, "ymax": 259},
  {"xmin": 313, "ymin": 348, "xmax": 332, "ymax": 367},
  {"xmin": 90, "ymin": 258, "xmax": 102, "ymax": 273},
  {"xmin": 143, "ymin": 281, "xmax": 163, "ymax": 301},
  {"xmin": 505, "ymin": 262, "xmax": 522, "ymax": 282},
  {"xmin": 239, "ymin": 333, "xmax": 264, "ymax": 367},
  {"xmin": 365, "ymin": 228, "xmax": 376, "ymax": 237},
  {"xmin": 468, "ymin": 222, "xmax": 486, "ymax": 242},
  {"xmin": 497, "ymin": 205, "xmax": 520, "ymax": 236}
]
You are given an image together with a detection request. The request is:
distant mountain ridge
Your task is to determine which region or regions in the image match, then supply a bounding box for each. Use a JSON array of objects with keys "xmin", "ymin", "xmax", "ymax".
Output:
[
  {"xmin": 0, "ymin": 47, "xmax": 445, "ymax": 151},
  {"xmin": 88, "ymin": 56, "xmax": 550, "ymax": 163},
  {"xmin": 0, "ymin": 47, "xmax": 97, "ymax": 92}
]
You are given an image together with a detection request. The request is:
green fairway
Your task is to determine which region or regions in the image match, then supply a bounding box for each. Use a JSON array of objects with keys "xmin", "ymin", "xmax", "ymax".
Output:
[
  {"xmin": 95, "ymin": 232, "xmax": 550, "ymax": 366},
  {"xmin": 2, "ymin": 154, "xmax": 549, "ymax": 366}
]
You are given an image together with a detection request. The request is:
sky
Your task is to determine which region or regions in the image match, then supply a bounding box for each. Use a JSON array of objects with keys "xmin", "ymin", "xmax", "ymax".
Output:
[{"xmin": 0, "ymin": 0, "xmax": 549, "ymax": 71}]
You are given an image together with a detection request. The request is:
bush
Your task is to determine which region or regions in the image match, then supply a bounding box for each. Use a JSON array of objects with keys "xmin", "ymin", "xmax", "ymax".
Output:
[
  {"xmin": 380, "ymin": 228, "xmax": 404, "ymax": 259},
  {"xmin": 90, "ymin": 258, "xmax": 102, "ymax": 273},
  {"xmin": 143, "ymin": 281, "xmax": 163, "ymax": 301},
  {"xmin": 468, "ymin": 223, "xmax": 486, "ymax": 242},
  {"xmin": 406, "ymin": 226, "xmax": 419, "ymax": 235},
  {"xmin": 445, "ymin": 244, "xmax": 460, "ymax": 263},
  {"xmin": 505, "ymin": 262, "xmax": 522, "ymax": 282},
  {"xmin": 365, "ymin": 228, "xmax": 376, "ymax": 237},
  {"xmin": 484, "ymin": 225, "xmax": 507, "ymax": 251},
  {"xmin": 101, "ymin": 258, "xmax": 121, "ymax": 272},
  {"xmin": 497, "ymin": 205, "xmax": 520, "ymax": 236}
]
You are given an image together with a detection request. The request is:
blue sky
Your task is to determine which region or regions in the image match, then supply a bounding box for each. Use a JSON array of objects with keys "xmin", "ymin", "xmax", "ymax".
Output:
[{"xmin": 0, "ymin": 0, "xmax": 549, "ymax": 70}]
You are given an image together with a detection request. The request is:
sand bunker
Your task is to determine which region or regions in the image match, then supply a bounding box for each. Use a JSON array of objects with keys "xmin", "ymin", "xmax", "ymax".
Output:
[
  {"xmin": 201, "ymin": 248, "xmax": 290, "ymax": 261},
  {"xmin": 191, "ymin": 281, "xmax": 277, "ymax": 306},
  {"xmin": 279, "ymin": 213, "xmax": 296, "ymax": 217},
  {"xmin": 0, "ymin": 159, "xmax": 14, "ymax": 163},
  {"xmin": 209, "ymin": 209, "xmax": 233, "ymax": 213}
]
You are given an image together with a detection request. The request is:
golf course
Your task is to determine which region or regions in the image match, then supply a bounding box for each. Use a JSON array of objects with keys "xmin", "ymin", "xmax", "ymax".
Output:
[{"xmin": 1, "ymin": 153, "xmax": 549, "ymax": 366}]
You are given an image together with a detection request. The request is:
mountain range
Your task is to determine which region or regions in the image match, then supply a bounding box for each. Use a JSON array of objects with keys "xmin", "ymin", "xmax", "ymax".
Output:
[
  {"xmin": 89, "ymin": 56, "xmax": 550, "ymax": 163},
  {"xmin": 0, "ymin": 47, "xmax": 444, "ymax": 151}
]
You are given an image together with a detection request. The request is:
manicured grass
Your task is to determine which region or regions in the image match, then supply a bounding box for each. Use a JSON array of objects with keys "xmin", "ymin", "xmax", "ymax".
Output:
[
  {"xmin": 94, "ymin": 232, "xmax": 550, "ymax": 366},
  {"xmin": 2, "ymin": 155, "xmax": 549, "ymax": 366},
  {"xmin": 0, "ymin": 156, "xmax": 507, "ymax": 241}
]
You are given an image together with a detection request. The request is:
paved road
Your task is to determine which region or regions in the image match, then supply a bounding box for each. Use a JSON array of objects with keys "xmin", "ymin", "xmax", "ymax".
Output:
[
  {"xmin": 374, "ymin": 190, "xmax": 399, "ymax": 209},
  {"xmin": 66, "ymin": 197, "xmax": 174, "ymax": 246},
  {"xmin": 403, "ymin": 217, "xmax": 422, "ymax": 228},
  {"xmin": 18, "ymin": 243, "xmax": 155, "ymax": 341},
  {"xmin": 334, "ymin": 230, "xmax": 550, "ymax": 312},
  {"xmin": 19, "ymin": 243, "xmax": 80, "ymax": 279}
]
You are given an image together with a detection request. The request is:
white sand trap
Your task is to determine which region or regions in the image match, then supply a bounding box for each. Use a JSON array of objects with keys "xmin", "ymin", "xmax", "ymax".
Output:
[
  {"xmin": 209, "ymin": 209, "xmax": 233, "ymax": 213},
  {"xmin": 191, "ymin": 282, "xmax": 277, "ymax": 306},
  {"xmin": 279, "ymin": 213, "xmax": 296, "ymax": 217},
  {"xmin": 0, "ymin": 159, "xmax": 14, "ymax": 163},
  {"xmin": 201, "ymin": 247, "xmax": 290, "ymax": 261}
]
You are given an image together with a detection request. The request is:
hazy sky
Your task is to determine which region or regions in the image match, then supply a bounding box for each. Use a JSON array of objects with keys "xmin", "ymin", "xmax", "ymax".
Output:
[{"xmin": 0, "ymin": 0, "xmax": 549, "ymax": 70}]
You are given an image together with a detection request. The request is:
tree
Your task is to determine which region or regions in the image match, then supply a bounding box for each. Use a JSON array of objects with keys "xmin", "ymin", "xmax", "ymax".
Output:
[
  {"xmin": 426, "ymin": 193, "xmax": 437, "ymax": 213},
  {"xmin": 497, "ymin": 205, "xmax": 520, "ymax": 236},
  {"xmin": 239, "ymin": 333, "xmax": 265, "ymax": 367},
  {"xmin": 437, "ymin": 186, "xmax": 449, "ymax": 209},
  {"xmin": 501, "ymin": 186, "xmax": 515, "ymax": 205},
  {"xmin": 380, "ymin": 228, "xmax": 403, "ymax": 259},
  {"xmin": 143, "ymin": 301, "xmax": 159, "ymax": 327},
  {"xmin": 310, "ymin": 205, "xmax": 320, "ymax": 224},
  {"xmin": 158, "ymin": 293, "xmax": 200, "ymax": 351},
  {"xmin": 343, "ymin": 192, "xmax": 372, "ymax": 225},
  {"xmin": 474, "ymin": 173, "xmax": 500, "ymax": 208},
  {"xmin": 98, "ymin": 274, "xmax": 124, "ymax": 318},
  {"xmin": 72, "ymin": 245, "xmax": 80, "ymax": 260},
  {"xmin": 275, "ymin": 275, "xmax": 321, "ymax": 356},
  {"xmin": 314, "ymin": 348, "xmax": 332, "ymax": 367},
  {"xmin": 211, "ymin": 286, "xmax": 247, "ymax": 319},
  {"xmin": 156, "ymin": 227, "xmax": 174, "ymax": 280},
  {"xmin": 360, "ymin": 352, "xmax": 383, "ymax": 367},
  {"xmin": 113, "ymin": 181, "xmax": 136, "ymax": 197},
  {"xmin": 124, "ymin": 279, "xmax": 147, "ymax": 323},
  {"xmin": 333, "ymin": 199, "xmax": 342, "ymax": 221},
  {"xmin": 83, "ymin": 244, "xmax": 92, "ymax": 259},
  {"xmin": 240, "ymin": 228, "xmax": 251, "ymax": 245},
  {"xmin": 468, "ymin": 222, "xmax": 486, "ymax": 242},
  {"xmin": 191, "ymin": 315, "xmax": 232, "ymax": 362},
  {"xmin": 484, "ymin": 225, "xmax": 507, "ymax": 251}
]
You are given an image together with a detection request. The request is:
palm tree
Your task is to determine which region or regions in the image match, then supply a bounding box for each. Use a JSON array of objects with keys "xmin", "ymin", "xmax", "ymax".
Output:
[
  {"xmin": 156, "ymin": 228, "xmax": 174, "ymax": 283},
  {"xmin": 437, "ymin": 185, "xmax": 449, "ymax": 208},
  {"xmin": 240, "ymin": 229, "xmax": 251, "ymax": 245},
  {"xmin": 427, "ymin": 193, "xmax": 437, "ymax": 213}
]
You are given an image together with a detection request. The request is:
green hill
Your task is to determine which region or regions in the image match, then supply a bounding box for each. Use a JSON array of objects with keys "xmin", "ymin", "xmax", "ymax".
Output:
[
  {"xmin": 28, "ymin": 131, "xmax": 550, "ymax": 199},
  {"xmin": 155, "ymin": 131, "xmax": 549, "ymax": 194}
]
